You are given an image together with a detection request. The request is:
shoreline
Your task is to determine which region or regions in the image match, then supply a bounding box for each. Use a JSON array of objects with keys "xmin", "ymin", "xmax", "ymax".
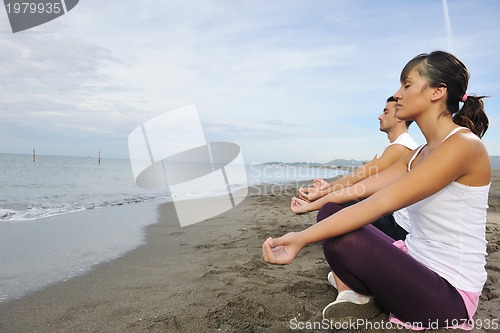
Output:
[
  {"xmin": 0, "ymin": 199, "xmax": 164, "ymax": 304},
  {"xmin": 0, "ymin": 174, "xmax": 499, "ymax": 332}
]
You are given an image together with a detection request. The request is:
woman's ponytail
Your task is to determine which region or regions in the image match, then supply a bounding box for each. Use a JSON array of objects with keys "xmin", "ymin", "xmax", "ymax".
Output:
[{"xmin": 453, "ymin": 95, "xmax": 489, "ymax": 138}]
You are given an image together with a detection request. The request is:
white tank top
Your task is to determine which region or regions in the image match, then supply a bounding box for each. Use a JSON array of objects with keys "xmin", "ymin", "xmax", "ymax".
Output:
[
  {"xmin": 405, "ymin": 127, "xmax": 490, "ymax": 292},
  {"xmin": 376, "ymin": 132, "xmax": 418, "ymax": 159}
]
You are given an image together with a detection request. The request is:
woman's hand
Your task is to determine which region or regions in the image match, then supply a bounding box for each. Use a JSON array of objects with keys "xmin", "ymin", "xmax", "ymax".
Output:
[{"xmin": 262, "ymin": 232, "xmax": 305, "ymax": 265}]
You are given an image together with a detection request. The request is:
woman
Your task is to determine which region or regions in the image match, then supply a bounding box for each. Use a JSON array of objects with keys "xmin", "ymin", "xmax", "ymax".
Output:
[{"xmin": 262, "ymin": 51, "xmax": 490, "ymax": 329}]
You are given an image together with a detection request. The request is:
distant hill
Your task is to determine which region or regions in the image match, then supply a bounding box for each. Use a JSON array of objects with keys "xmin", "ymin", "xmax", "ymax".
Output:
[
  {"xmin": 326, "ymin": 157, "xmax": 500, "ymax": 170},
  {"xmin": 266, "ymin": 157, "xmax": 500, "ymax": 170},
  {"xmin": 264, "ymin": 161, "xmax": 324, "ymax": 167},
  {"xmin": 324, "ymin": 159, "xmax": 366, "ymax": 167}
]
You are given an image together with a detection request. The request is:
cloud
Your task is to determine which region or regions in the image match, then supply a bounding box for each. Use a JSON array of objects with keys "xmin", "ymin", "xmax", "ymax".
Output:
[{"xmin": 1, "ymin": 0, "xmax": 500, "ymax": 161}]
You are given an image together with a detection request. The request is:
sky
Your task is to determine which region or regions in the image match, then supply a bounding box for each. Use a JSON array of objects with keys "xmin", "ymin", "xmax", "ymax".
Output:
[{"xmin": 0, "ymin": 0, "xmax": 499, "ymax": 164}]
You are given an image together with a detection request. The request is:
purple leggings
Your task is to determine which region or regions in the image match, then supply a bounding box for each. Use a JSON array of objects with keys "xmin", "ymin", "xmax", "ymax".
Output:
[{"xmin": 318, "ymin": 202, "xmax": 468, "ymax": 327}]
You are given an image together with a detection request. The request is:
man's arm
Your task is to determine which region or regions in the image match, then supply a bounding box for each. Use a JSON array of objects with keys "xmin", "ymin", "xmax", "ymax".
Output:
[{"xmin": 299, "ymin": 144, "xmax": 413, "ymax": 201}]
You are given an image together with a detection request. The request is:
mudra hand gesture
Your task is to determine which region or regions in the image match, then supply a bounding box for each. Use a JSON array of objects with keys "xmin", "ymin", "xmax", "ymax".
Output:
[
  {"xmin": 262, "ymin": 232, "xmax": 305, "ymax": 265},
  {"xmin": 299, "ymin": 178, "xmax": 329, "ymax": 201},
  {"xmin": 291, "ymin": 196, "xmax": 312, "ymax": 214}
]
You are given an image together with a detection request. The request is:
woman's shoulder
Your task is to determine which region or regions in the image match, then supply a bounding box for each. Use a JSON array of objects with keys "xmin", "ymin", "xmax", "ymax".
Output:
[
  {"xmin": 443, "ymin": 128, "xmax": 486, "ymax": 154},
  {"xmin": 442, "ymin": 129, "xmax": 490, "ymax": 186}
]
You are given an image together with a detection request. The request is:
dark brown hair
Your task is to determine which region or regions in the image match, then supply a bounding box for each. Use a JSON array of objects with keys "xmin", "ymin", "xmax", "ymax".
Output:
[{"xmin": 400, "ymin": 51, "xmax": 488, "ymax": 138}]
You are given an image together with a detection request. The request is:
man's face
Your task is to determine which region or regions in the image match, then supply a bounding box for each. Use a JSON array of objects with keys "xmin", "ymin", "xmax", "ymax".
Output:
[{"xmin": 378, "ymin": 101, "xmax": 399, "ymax": 133}]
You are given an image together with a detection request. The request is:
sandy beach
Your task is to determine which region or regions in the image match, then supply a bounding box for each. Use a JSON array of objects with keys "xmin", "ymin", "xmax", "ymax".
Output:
[{"xmin": 0, "ymin": 172, "xmax": 500, "ymax": 333}]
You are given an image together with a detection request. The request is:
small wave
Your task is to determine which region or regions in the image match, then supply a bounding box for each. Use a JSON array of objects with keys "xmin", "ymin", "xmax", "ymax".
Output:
[
  {"xmin": 0, "ymin": 209, "xmax": 16, "ymax": 220},
  {"xmin": 0, "ymin": 193, "xmax": 171, "ymax": 222}
]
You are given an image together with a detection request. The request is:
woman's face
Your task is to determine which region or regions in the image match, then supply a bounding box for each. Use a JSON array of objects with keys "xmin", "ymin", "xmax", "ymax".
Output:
[{"xmin": 393, "ymin": 68, "xmax": 430, "ymax": 121}]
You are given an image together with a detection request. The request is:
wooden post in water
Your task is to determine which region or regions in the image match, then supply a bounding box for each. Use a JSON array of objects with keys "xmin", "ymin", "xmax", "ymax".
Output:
[
  {"xmin": 32, "ymin": 148, "xmax": 36, "ymax": 162},
  {"xmin": 98, "ymin": 148, "xmax": 101, "ymax": 165}
]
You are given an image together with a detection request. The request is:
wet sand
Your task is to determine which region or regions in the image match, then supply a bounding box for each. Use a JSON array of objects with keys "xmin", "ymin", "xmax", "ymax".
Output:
[{"xmin": 0, "ymin": 173, "xmax": 499, "ymax": 333}]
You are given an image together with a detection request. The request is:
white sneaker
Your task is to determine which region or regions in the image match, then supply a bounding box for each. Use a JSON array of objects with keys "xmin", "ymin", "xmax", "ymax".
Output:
[
  {"xmin": 322, "ymin": 290, "xmax": 381, "ymax": 322},
  {"xmin": 327, "ymin": 271, "xmax": 337, "ymax": 290}
]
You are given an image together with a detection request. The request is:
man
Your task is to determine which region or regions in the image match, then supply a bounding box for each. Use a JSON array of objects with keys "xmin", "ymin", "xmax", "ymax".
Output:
[{"xmin": 294, "ymin": 96, "xmax": 418, "ymax": 240}]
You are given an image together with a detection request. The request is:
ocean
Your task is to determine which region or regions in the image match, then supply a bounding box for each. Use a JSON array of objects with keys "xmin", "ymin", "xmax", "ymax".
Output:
[
  {"xmin": 0, "ymin": 153, "xmax": 345, "ymax": 302},
  {"xmin": 0, "ymin": 154, "xmax": 168, "ymax": 221}
]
